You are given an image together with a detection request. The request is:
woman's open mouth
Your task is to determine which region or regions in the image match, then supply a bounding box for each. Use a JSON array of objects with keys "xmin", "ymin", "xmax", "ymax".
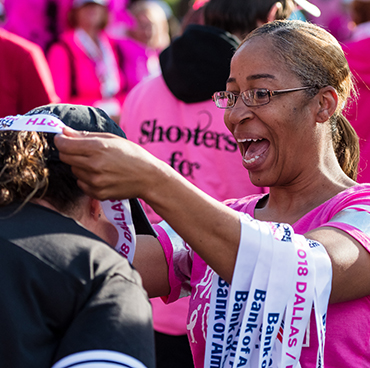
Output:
[{"xmin": 237, "ymin": 137, "xmax": 270, "ymax": 167}]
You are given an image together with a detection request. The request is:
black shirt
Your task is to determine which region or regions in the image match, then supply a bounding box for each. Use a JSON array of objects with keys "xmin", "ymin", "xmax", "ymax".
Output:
[{"xmin": 0, "ymin": 203, "xmax": 155, "ymax": 368}]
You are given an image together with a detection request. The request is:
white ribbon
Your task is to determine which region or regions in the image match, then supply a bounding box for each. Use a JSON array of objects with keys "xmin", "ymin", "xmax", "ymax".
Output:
[
  {"xmin": 205, "ymin": 213, "xmax": 332, "ymax": 368},
  {"xmin": 0, "ymin": 113, "xmax": 137, "ymax": 262},
  {"xmin": 220, "ymin": 218, "xmax": 264, "ymax": 368},
  {"xmin": 101, "ymin": 199, "xmax": 136, "ymax": 262},
  {"xmin": 279, "ymin": 234, "xmax": 315, "ymax": 368},
  {"xmin": 0, "ymin": 113, "xmax": 67, "ymax": 133}
]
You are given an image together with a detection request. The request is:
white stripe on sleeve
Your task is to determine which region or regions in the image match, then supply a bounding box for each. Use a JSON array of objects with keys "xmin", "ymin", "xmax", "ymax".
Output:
[{"xmin": 51, "ymin": 350, "xmax": 148, "ymax": 368}]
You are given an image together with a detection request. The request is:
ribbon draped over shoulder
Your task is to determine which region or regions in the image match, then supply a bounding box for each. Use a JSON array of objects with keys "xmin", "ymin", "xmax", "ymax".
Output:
[{"xmin": 205, "ymin": 213, "xmax": 332, "ymax": 368}]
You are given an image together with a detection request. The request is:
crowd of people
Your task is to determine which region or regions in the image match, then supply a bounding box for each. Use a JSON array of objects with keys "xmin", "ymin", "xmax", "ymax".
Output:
[
  {"xmin": 0, "ymin": 0, "xmax": 172, "ymax": 123},
  {"xmin": 1, "ymin": 0, "xmax": 370, "ymax": 368}
]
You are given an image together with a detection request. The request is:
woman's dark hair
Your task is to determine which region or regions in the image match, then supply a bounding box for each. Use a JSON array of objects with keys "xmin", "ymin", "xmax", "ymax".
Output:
[
  {"xmin": 204, "ymin": 0, "xmax": 295, "ymax": 38},
  {"xmin": 0, "ymin": 131, "xmax": 84, "ymax": 213},
  {"xmin": 68, "ymin": 3, "xmax": 109, "ymax": 30},
  {"xmin": 239, "ymin": 20, "xmax": 359, "ymax": 180}
]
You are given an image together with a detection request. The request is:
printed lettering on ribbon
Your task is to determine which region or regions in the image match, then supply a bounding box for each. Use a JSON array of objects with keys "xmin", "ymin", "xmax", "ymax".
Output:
[
  {"xmin": 0, "ymin": 113, "xmax": 66, "ymax": 133},
  {"xmin": 204, "ymin": 213, "xmax": 332, "ymax": 368},
  {"xmin": 102, "ymin": 199, "xmax": 136, "ymax": 263},
  {"xmin": 220, "ymin": 216, "xmax": 263, "ymax": 368},
  {"xmin": 279, "ymin": 234, "xmax": 315, "ymax": 368},
  {"xmin": 204, "ymin": 273, "xmax": 230, "ymax": 368}
]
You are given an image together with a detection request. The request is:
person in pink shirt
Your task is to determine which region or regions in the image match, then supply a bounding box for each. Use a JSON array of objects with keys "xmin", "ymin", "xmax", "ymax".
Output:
[
  {"xmin": 47, "ymin": 0, "xmax": 126, "ymax": 123},
  {"xmin": 55, "ymin": 18, "xmax": 370, "ymax": 368}
]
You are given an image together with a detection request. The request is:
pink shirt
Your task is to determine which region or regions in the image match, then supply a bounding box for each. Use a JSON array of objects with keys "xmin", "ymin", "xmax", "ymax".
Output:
[
  {"xmin": 151, "ymin": 297, "xmax": 191, "ymax": 336},
  {"xmin": 155, "ymin": 184, "xmax": 370, "ymax": 368},
  {"xmin": 305, "ymin": 0, "xmax": 352, "ymax": 42},
  {"xmin": 343, "ymin": 38, "xmax": 370, "ymax": 184},
  {"xmin": 2, "ymin": 0, "xmax": 72, "ymax": 51},
  {"xmin": 115, "ymin": 38, "xmax": 160, "ymax": 93},
  {"xmin": 47, "ymin": 30, "xmax": 126, "ymax": 115}
]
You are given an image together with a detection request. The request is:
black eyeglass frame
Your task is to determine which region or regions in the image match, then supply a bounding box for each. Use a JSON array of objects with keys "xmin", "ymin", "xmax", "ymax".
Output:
[{"xmin": 212, "ymin": 86, "xmax": 316, "ymax": 109}]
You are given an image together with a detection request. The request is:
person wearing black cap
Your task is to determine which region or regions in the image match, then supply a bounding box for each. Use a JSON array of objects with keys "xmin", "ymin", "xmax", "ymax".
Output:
[{"xmin": 0, "ymin": 104, "xmax": 155, "ymax": 368}]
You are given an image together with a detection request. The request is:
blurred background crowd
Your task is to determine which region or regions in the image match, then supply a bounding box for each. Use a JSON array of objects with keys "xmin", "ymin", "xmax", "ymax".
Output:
[
  {"xmin": 0, "ymin": 0, "xmax": 367, "ymax": 122},
  {"xmin": 1, "ymin": 0, "xmax": 370, "ymax": 367},
  {"xmin": 0, "ymin": 0, "xmax": 366, "ymax": 123}
]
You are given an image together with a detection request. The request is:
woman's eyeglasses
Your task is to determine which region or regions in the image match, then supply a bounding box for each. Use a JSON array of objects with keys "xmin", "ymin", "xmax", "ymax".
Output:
[{"xmin": 212, "ymin": 86, "xmax": 315, "ymax": 108}]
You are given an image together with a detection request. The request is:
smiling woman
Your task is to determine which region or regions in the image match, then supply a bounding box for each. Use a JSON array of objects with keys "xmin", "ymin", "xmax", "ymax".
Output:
[
  {"xmin": 221, "ymin": 20, "xmax": 359, "ymax": 189},
  {"xmin": 54, "ymin": 20, "xmax": 370, "ymax": 368}
]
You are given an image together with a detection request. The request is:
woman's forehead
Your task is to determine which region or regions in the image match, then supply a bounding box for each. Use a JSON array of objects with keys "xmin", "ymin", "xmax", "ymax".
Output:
[
  {"xmin": 233, "ymin": 38, "xmax": 278, "ymax": 65},
  {"xmin": 229, "ymin": 40, "xmax": 289, "ymax": 82}
]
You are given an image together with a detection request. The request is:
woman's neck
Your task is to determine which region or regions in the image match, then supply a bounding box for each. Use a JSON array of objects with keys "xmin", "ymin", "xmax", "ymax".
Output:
[
  {"xmin": 79, "ymin": 26, "xmax": 100, "ymax": 44},
  {"xmin": 255, "ymin": 170, "xmax": 357, "ymax": 224}
]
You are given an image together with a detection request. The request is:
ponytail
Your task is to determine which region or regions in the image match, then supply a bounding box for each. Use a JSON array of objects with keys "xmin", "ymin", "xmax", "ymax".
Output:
[{"xmin": 332, "ymin": 114, "xmax": 359, "ymax": 181}]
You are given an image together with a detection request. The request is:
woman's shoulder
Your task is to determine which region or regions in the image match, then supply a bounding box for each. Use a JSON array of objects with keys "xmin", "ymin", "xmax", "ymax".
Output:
[
  {"xmin": 294, "ymin": 184, "xmax": 370, "ymax": 231},
  {"xmin": 331, "ymin": 183, "xmax": 370, "ymax": 206},
  {"xmin": 223, "ymin": 193, "xmax": 267, "ymax": 216}
]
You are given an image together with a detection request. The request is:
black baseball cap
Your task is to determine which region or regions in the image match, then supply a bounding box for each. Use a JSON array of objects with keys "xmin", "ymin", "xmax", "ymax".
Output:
[{"xmin": 25, "ymin": 103, "xmax": 157, "ymax": 237}]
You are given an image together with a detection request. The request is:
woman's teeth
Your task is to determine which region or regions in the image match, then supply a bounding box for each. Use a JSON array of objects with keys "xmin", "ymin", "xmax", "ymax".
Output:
[
  {"xmin": 237, "ymin": 138, "xmax": 263, "ymax": 143},
  {"xmin": 243, "ymin": 155, "xmax": 260, "ymax": 164}
]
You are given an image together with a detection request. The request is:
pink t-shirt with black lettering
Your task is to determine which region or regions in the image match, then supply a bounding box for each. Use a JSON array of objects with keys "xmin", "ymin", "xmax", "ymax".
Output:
[{"xmin": 154, "ymin": 184, "xmax": 370, "ymax": 368}]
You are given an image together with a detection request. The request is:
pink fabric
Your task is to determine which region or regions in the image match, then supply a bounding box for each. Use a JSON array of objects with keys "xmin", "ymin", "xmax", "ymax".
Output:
[
  {"xmin": 47, "ymin": 30, "xmax": 126, "ymax": 113},
  {"xmin": 155, "ymin": 184, "xmax": 370, "ymax": 368},
  {"xmin": 115, "ymin": 37, "xmax": 160, "ymax": 94},
  {"xmin": 120, "ymin": 75, "xmax": 267, "ymax": 224},
  {"xmin": 106, "ymin": 0, "xmax": 135, "ymax": 38},
  {"xmin": 151, "ymin": 297, "xmax": 191, "ymax": 335},
  {"xmin": 0, "ymin": 28, "xmax": 59, "ymax": 117},
  {"xmin": 343, "ymin": 38, "xmax": 370, "ymax": 184},
  {"xmin": 2, "ymin": 0, "xmax": 72, "ymax": 51},
  {"xmin": 305, "ymin": 0, "xmax": 352, "ymax": 42}
]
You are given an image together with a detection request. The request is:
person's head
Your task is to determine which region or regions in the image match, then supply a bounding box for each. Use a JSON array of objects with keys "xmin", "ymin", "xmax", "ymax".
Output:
[
  {"xmin": 217, "ymin": 20, "xmax": 358, "ymax": 186},
  {"xmin": 0, "ymin": 104, "xmax": 152, "ymax": 245},
  {"xmin": 349, "ymin": 0, "xmax": 370, "ymax": 25},
  {"xmin": 127, "ymin": 1, "xmax": 170, "ymax": 50},
  {"xmin": 180, "ymin": 2, "xmax": 206, "ymax": 33},
  {"xmin": 68, "ymin": 0, "xmax": 109, "ymax": 30},
  {"xmin": 203, "ymin": 0, "xmax": 296, "ymax": 39}
]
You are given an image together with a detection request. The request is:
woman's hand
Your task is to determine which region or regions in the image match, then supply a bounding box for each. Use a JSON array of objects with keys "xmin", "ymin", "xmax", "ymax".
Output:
[{"xmin": 54, "ymin": 127, "xmax": 166, "ymax": 201}]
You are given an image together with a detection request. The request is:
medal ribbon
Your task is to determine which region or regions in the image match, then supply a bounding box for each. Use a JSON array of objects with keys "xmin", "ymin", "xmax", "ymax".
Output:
[{"xmin": 205, "ymin": 213, "xmax": 332, "ymax": 368}]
